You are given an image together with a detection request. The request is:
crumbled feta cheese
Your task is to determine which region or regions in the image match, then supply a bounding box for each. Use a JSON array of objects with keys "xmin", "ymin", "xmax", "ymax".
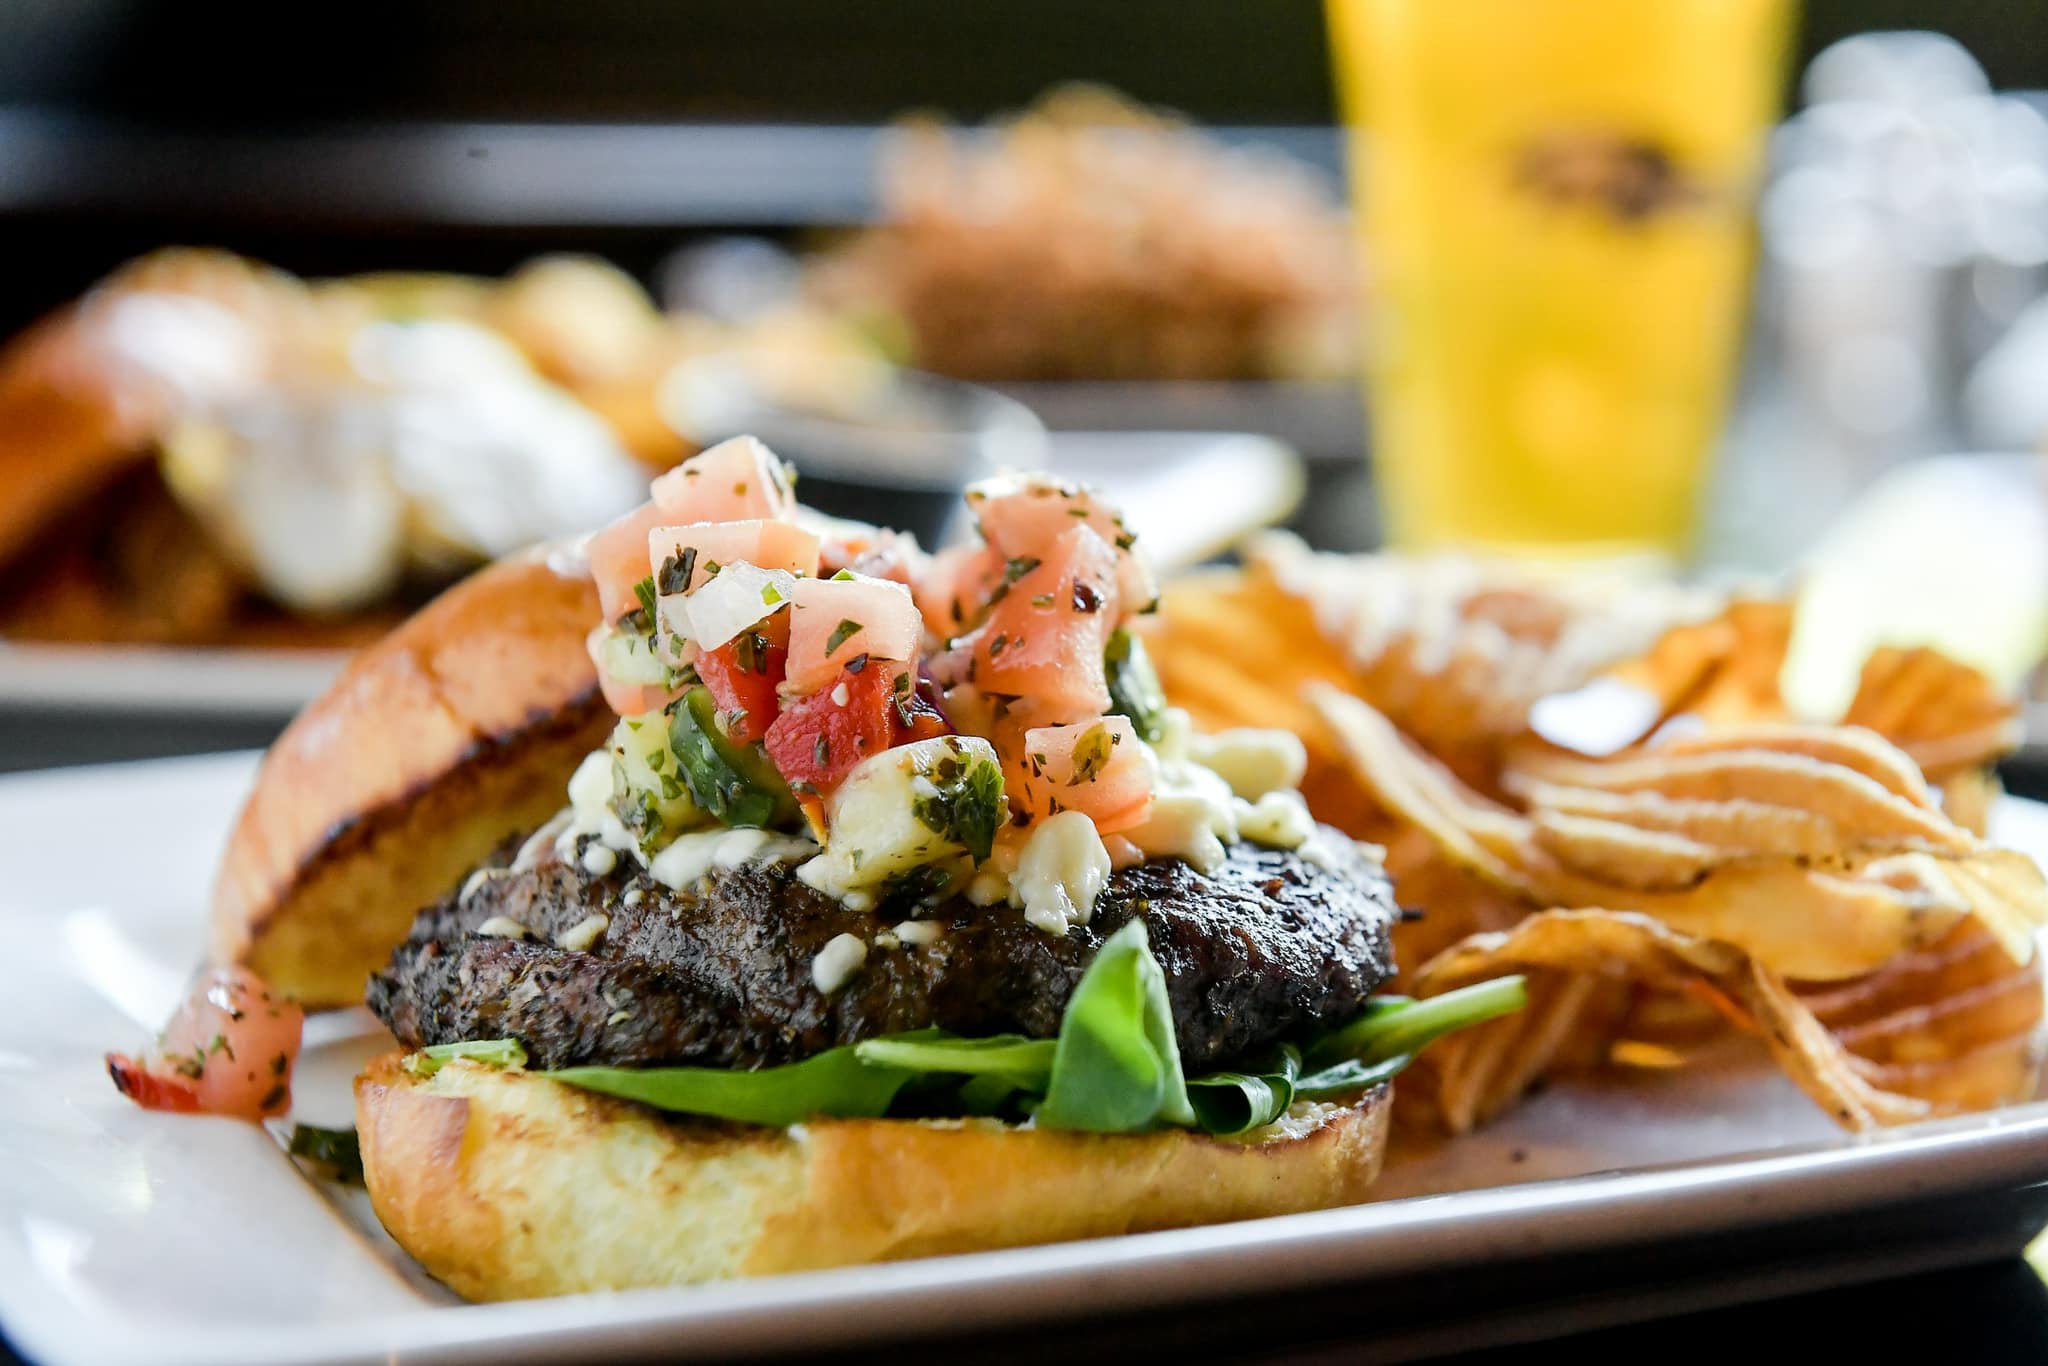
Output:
[
  {"xmin": 580, "ymin": 843, "xmax": 619, "ymax": 877},
  {"xmin": 811, "ymin": 933, "xmax": 868, "ymax": 994},
  {"xmin": 893, "ymin": 919, "xmax": 944, "ymax": 946},
  {"xmin": 1013, "ymin": 811, "xmax": 1112, "ymax": 936},
  {"xmin": 513, "ymin": 809, "xmax": 574, "ymax": 870},
  {"xmin": 831, "ymin": 681, "xmax": 851, "ymax": 706},
  {"xmin": 459, "ymin": 868, "xmax": 505, "ymax": 904},
  {"xmin": 648, "ymin": 826, "xmax": 816, "ymax": 890},
  {"xmin": 1234, "ymin": 789, "xmax": 1316, "ymax": 851},
  {"xmin": 1191, "ymin": 727, "xmax": 1308, "ymax": 801},
  {"xmin": 621, "ymin": 887, "xmax": 644, "ymax": 908},
  {"xmin": 555, "ymin": 913, "xmax": 610, "ymax": 953},
  {"xmin": 475, "ymin": 915, "xmax": 533, "ymax": 940}
]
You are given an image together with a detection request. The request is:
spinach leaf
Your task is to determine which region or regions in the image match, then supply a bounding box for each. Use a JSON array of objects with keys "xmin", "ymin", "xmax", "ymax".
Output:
[
  {"xmin": 1037, "ymin": 919, "xmax": 1195, "ymax": 1132},
  {"xmin": 405, "ymin": 1037, "xmax": 529, "ymax": 1077},
  {"xmin": 854, "ymin": 1034, "xmax": 1056, "ymax": 1091},
  {"xmin": 1304, "ymin": 977, "xmax": 1527, "ymax": 1070},
  {"xmin": 287, "ymin": 1124, "xmax": 364, "ymax": 1184},
  {"xmin": 1291, "ymin": 1053, "xmax": 1412, "ymax": 1100},
  {"xmin": 548, "ymin": 1045, "xmax": 912, "ymax": 1126},
  {"xmin": 1186, "ymin": 1044, "xmax": 1300, "ymax": 1135}
]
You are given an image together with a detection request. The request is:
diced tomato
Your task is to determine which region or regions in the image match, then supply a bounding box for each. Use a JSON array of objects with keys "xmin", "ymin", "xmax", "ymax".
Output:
[
  {"xmin": 648, "ymin": 520, "xmax": 821, "ymax": 597},
  {"xmin": 1013, "ymin": 715, "xmax": 1155, "ymax": 832},
  {"xmin": 105, "ymin": 1054, "xmax": 202, "ymax": 1114},
  {"xmin": 895, "ymin": 677, "xmax": 954, "ymax": 744},
  {"xmin": 765, "ymin": 660, "xmax": 909, "ymax": 792},
  {"xmin": 108, "ymin": 967, "xmax": 306, "ymax": 1122},
  {"xmin": 697, "ymin": 637, "xmax": 788, "ymax": 744},
  {"xmin": 966, "ymin": 473, "xmax": 1158, "ymax": 615},
  {"xmin": 650, "ymin": 436, "xmax": 796, "ymax": 524},
  {"xmin": 588, "ymin": 500, "xmax": 671, "ymax": 625},
  {"xmin": 959, "ymin": 524, "xmax": 1120, "ymax": 725},
  {"xmin": 783, "ymin": 573, "xmax": 924, "ymax": 697},
  {"xmin": 915, "ymin": 542, "xmax": 1007, "ymax": 639}
]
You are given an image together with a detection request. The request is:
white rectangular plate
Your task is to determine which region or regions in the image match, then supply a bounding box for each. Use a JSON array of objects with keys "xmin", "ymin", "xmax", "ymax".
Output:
[{"xmin": 1, "ymin": 753, "xmax": 2044, "ymax": 1366}]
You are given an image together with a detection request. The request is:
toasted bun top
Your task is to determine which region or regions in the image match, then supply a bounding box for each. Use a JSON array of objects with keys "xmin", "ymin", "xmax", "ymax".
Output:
[{"xmin": 212, "ymin": 547, "xmax": 612, "ymax": 1006}]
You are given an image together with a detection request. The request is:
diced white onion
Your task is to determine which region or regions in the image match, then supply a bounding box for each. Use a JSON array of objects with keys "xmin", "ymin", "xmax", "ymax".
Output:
[{"xmin": 669, "ymin": 561, "xmax": 799, "ymax": 651}]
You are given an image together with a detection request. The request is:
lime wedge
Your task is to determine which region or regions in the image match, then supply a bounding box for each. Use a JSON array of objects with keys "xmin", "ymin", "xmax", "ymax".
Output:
[{"xmin": 1782, "ymin": 455, "xmax": 2048, "ymax": 721}]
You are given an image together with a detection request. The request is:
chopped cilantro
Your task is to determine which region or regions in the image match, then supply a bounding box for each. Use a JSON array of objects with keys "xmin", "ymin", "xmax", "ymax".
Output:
[
  {"xmin": 658, "ymin": 548, "xmax": 697, "ymax": 596},
  {"xmin": 826, "ymin": 619, "xmax": 864, "ymax": 655}
]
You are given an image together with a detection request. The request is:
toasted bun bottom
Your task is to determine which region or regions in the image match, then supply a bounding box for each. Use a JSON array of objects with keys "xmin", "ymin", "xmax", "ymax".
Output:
[{"xmin": 355, "ymin": 1052, "xmax": 1391, "ymax": 1299}]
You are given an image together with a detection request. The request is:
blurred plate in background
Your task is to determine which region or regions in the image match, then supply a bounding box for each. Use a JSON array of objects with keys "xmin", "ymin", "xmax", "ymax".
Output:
[{"xmin": 0, "ymin": 430, "xmax": 1303, "ymax": 727}]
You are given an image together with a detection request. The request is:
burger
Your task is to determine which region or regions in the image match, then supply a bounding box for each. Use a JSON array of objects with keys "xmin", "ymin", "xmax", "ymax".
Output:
[{"xmin": 205, "ymin": 436, "xmax": 1521, "ymax": 1299}]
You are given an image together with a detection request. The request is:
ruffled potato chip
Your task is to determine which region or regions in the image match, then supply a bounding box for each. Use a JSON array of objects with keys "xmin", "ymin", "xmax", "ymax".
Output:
[{"xmin": 1405, "ymin": 910, "xmax": 2043, "ymax": 1134}]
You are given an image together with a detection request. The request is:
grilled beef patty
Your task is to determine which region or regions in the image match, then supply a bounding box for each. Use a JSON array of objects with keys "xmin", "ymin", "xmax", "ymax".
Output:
[{"xmin": 368, "ymin": 827, "xmax": 1396, "ymax": 1075}]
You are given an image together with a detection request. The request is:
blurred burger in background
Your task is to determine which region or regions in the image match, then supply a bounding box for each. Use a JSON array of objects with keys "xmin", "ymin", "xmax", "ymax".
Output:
[
  {"xmin": 0, "ymin": 251, "xmax": 717, "ymax": 647},
  {"xmin": 809, "ymin": 86, "xmax": 1359, "ymax": 384}
]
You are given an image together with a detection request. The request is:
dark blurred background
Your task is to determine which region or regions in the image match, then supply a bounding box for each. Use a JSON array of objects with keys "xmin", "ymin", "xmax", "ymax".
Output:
[{"xmin": 3, "ymin": 0, "xmax": 2045, "ymax": 334}]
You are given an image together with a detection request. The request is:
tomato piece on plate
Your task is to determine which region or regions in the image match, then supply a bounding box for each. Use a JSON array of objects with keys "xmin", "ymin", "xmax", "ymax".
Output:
[
  {"xmin": 109, "ymin": 967, "xmax": 306, "ymax": 1121},
  {"xmin": 105, "ymin": 1054, "xmax": 202, "ymax": 1114}
]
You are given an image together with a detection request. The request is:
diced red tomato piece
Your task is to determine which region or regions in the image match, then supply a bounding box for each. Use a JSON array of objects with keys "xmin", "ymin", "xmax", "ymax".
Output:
[
  {"xmin": 764, "ymin": 660, "xmax": 910, "ymax": 792},
  {"xmin": 108, "ymin": 967, "xmax": 306, "ymax": 1121},
  {"xmin": 696, "ymin": 637, "xmax": 788, "ymax": 744},
  {"xmin": 895, "ymin": 678, "xmax": 954, "ymax": 745},
  {"xmin": 960, "ymin": 524, "xmax": 1120, "ymax": 724},
  {"xmin": 1013, "ymin": 715, "xmax": 1155, "ymax": 832},
  {"xmin": 650, "ymin": 436, "xmax": 795, "ymax": 524},
  {"xmin": 587, "ymin": 500, "xmax": 671, "ymax": 625},
  {"xmin": 783, "ymin": 574, "xmax": 924, "ymax": 697},
  {"xmin": 105, "ymin": 1054, "xmax": 202, "ymax": 1114},
  {"xmin": 966, "ymin": 473, "xmax": 1158, "ymax": 615},
  {"xmin": 648, "ymin": 520, "xmax": 821, "ymax": 597}
]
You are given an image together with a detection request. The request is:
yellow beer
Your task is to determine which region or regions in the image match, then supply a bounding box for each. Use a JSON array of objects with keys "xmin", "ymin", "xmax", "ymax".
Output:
[{"xmin": 1328, "ymin": 0, "xmax": 1795, "ymax": 558}]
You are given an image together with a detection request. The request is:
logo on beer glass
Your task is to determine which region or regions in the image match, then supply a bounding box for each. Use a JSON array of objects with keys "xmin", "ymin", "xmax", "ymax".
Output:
[{"xmin": 1511, "ymin": 132, "xmax": 1716, "ymax": 225}]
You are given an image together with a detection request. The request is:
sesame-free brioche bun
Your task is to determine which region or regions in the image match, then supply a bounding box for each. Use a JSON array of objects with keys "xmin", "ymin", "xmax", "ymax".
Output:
[
  {"xmin": 211, "ymin": 547, "xmax": 611, "ymax": 1007},
  {"xmin": 355, "ymin": 1052, "xmax": 1392, "ymax": 1298}
]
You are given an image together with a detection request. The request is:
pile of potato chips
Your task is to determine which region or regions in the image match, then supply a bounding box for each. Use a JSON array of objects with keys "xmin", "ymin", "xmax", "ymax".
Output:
[{"xmin": 1146, "ymin": 534, "xmax": 2046, "ymax": 1134}]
